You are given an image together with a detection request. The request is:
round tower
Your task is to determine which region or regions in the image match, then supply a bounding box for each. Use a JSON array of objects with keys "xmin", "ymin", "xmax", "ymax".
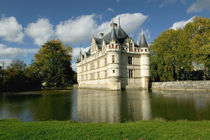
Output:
[
  {"xmin": 107, "ymin": 21, "xmax": 121, "ymax": 90},
  {"xmin": 139, "ymin": 27, "xmax": 150, "ymax": 89}
]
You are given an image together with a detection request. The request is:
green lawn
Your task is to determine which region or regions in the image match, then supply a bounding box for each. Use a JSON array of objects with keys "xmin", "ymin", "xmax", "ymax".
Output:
[{"xmin": 0, "ymin": 119, "xmax": 210, "ymax": 140}]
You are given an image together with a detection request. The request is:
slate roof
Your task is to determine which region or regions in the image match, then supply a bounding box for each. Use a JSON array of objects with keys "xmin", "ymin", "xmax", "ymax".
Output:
[
  {"xmin": 139, "ymin": 27, "xmax": 148, "ymax": 48},
  {"xmin": 102, "ymin": 25, "xmax": 129, "ymax": 44},
  {"xmin": 79, "ymin": 23, "xmax": 148, "ymax": 60}
]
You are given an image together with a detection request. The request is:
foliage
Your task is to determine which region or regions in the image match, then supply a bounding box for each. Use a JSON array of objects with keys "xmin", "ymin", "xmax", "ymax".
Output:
[
  {"xmin": 150, "ymin": 16, "xmax": 210, "ymax": 81},
  {"xmin": 0, "ymin": 119, "xmax": 210, "ymax": 139},
  {"xmin": 0, "ymin": 40, "xmax": 75, "ymax": 92},
  {"xmin": 34, "ymin": 40, "xmax": 74, "ymax": 88},
  {"xmin": 1, "ymin": 60, "xmax": 41, "ymax": 92},
  {"xmin": 7, "ymin": 60, "xmax": 27, "ymax": 70}
]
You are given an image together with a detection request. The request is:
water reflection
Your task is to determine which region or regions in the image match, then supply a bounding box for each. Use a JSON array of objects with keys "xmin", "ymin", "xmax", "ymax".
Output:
[
  {"xmin": 76, "ymin": 89, "xmax": 152, "ymax": 123},
  {"xmin": 121, "ymin": 90, "xmax": 152, "ymax": 121},
  {"xmin": 0, "ymin": 89, "xmax": 210, "ymax": 122},
  {"xmin": 151, "ymin": 90, "xmax": 210, "ymax": 120},
  {"xmin": 77, "ymin": 89, "xmax": 121, "ymax": 123}
]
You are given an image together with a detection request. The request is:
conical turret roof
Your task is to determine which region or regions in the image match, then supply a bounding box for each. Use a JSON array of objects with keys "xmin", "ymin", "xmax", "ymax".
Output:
[
  {"xmin": 110, "ymin": 22, "xmax": 118, "ymax": 42},
  {"xmin": 139, "ymin": 27, "xmax": 148, "ymax": 48}
]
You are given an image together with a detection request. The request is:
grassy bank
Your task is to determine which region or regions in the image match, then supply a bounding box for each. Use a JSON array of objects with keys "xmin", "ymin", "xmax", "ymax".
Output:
[{"xmin": 0, "ymin": 119, "xmax": 210, "ymax": 140}]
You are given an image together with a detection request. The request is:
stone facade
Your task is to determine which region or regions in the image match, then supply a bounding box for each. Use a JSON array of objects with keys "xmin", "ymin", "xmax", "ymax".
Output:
[{"xmin": 76, "ymin": 21, "xmax": 150, "ymax": 90}]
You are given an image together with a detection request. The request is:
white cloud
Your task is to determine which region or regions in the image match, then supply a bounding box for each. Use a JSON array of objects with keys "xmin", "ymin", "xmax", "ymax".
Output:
[
  {"xmin": 116, "ymin": 0, "xmax": 120, "ymax": 3},
  {"xmin": 55, "ymin": 13, "xmax": 148, "ymax": 44},
  {"xmin": 96, "ymin": 13, "xmax": 148, "ymax": 37},
  {"xmin": 170, "ymin": 17, "xmax": 194, "ymax": 30},
  {"xmin": 25, "ymin": 18, "xmax": 54, "ymax": 46},
  {"xmin": 114, "ymin": 13, "xmax": 148, "ymax": 34},
  {"xmin": 56, "ymin": 15, "xmax": 96, "ymax": 44},
  {"xmin": 187, "ymin": 0, "xmax": 210, "ymax": 13},
  {"xmin": 0, "ymin": 16, "xmax": 24, "ymax": 43},
  {"xmin": 0, "ymin": 44, "xmax": 38, "ymax": 58},
  {"xmin": 107, "ymin": 8, "xmax": 115, "ymax": 12}
]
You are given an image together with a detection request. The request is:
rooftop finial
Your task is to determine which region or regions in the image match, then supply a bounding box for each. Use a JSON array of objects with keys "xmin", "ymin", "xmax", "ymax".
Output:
[
  {"xmin": 79, "ymin": 43, "xmax": 82, "ymax": 56},
  {"xmin": 141, "ymin": 24, "xmax": 144, "ymax": 35},
  {"xmin": 118, "ymin": 17, "xmax": 120, "ymax": 26}
]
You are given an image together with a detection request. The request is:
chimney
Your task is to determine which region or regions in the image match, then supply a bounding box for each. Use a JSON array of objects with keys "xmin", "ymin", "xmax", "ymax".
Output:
[{"xmin": 100, "ymin": 33, "xmax": 104, "ymax": 38}]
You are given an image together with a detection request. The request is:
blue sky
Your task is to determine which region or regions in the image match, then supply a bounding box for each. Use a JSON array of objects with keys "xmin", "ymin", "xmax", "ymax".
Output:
[{"xmin": 0, "ymin": 0, "xmax": 209, "ymax": 70}]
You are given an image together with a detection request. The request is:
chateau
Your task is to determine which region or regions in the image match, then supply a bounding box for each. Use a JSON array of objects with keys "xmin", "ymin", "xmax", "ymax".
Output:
[{"xmin": 76, "ymin": 20, "xmax": 150, "ymax": 90}]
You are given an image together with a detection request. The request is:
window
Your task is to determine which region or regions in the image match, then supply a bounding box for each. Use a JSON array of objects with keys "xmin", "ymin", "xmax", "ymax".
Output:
[
  {"xmin": 129, "ymin": 43, "xmax": 133, "ymax": 51},
  {"xmin": 112, "ymin": 55, "xmax": 115, "ymax": 63},
  {"xmin": 112, "ymin": 44, "xmax": 114, "ymax": 48},
  {"xmin": 128, "ymin": 69, "xmax": 133, "ymax": 78},
  {"xmin": 128, "ymin": 56, "xmax": 133, "ymax": 65},
  {"xmin": 115, "ymin": 45, "xmax": 118, "ymax": 49},
  {"xmin": 145, "ymin": 49, "xmax": 147, "ymax": 52},
  {"xmin": 113, "ymin": 70, "xmax": 115, "ymax": 73},
  {"xmin": 141, "ymin": 49, "xmax": 143, "ymax": 52}
]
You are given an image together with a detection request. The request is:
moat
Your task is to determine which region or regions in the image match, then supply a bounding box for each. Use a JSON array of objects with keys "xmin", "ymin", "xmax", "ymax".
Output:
[{"xmin": 0, "ymin": 88, "xmax": 210, "ymax": 123}]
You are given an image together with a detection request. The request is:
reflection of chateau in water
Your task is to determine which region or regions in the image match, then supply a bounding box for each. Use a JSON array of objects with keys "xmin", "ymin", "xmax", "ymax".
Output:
[
  {"xmin": 77, "ymin": 89, "xmax": 121, "ymax": 123},
  {"xmin": 1, "ymin": 89, "xmax": 210, "ymax": 122},
  {"xmin": 123, "ymin": 90, "xmax": 152, "ymax": 121},
  {"xmin": 76, "ymin": 89, "xmax": 152, "ymax": 123}
]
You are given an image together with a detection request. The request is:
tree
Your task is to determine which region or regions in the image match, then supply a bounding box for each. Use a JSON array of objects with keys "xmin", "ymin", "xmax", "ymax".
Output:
[
  {"xmin": 34, "ymin": 40, "xmax": 74, "ymax": 88},
  {"xmin": 3, "ymin": 60, "xmax": 28, "ymax": 91},
  {"xmin": 150, "ymin": 29, "xmax": 192, "ymax": 81},
  {"xmin": 7, "ymin": 59, "xmax": 27, "ymax": 70},
  {"xmin": 150, "ymin": 16, "xmax": 209, "ymax": 81},
  {"xmin": 184, "ymin": 17, "xmax": 210, "ymax": 79}
]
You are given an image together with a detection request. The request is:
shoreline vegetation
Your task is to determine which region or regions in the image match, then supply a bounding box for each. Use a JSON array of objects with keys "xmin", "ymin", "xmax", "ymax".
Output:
[{"xmin": 0, "ymin": 119, "xmax": 210, "ymax": 139}]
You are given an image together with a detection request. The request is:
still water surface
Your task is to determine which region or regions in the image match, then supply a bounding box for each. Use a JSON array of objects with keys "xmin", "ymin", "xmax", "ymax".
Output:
[{"xmin": 0, "ymin": 88, "xmax": 210, "ymax": 123}]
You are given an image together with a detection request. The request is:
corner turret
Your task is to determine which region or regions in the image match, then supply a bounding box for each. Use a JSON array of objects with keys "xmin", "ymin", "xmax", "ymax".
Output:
[{"xmin": 139, "ymin": 26, "xmax": 150, "ymax": 89}]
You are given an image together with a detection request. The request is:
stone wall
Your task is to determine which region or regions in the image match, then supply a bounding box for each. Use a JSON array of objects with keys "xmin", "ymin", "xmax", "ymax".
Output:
[{"xmin": 151, "ymin": 80, "xmax": 210, "ymax": 91}]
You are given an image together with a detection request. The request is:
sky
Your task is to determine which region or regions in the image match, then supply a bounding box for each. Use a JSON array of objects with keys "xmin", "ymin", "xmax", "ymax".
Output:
[{"xmin": 0, "ymin": 0, "xmax": 209, "ymax": 71}]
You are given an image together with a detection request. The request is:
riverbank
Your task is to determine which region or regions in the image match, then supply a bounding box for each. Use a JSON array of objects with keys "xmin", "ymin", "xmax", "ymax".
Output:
[{"xmin": 0, "ymin": 119, "xmax": 210, "ymax": 139}]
